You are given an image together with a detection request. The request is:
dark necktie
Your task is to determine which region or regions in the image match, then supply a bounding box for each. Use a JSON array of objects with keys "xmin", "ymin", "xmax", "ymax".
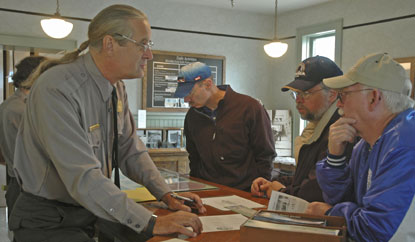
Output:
[{"xmin": 112, "ymin": 87, "xmax": 120, "ymax": 188}]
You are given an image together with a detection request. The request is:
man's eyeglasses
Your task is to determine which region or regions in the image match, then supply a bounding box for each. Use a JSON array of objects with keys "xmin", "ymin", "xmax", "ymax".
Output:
[
  {"xmin": 290, "ymin": 88, "xmax": 325, "ymax": 100},
  {"xmin": 337, "ymin": 89, "xmax": 373, "ymax": 103},
  {"xmin": 115, "ymin": 33, "xmax": 154, "ymax": 52}
]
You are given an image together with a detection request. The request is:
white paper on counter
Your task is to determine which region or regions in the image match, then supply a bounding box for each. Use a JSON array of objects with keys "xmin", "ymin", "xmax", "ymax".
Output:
[
  {"xmin": 199, "ymin": 214, "xmax": 248, "ymax": 232},
  {"xmin": 201, "ymin": 195, "xmax": 265, "ymax": 211}
]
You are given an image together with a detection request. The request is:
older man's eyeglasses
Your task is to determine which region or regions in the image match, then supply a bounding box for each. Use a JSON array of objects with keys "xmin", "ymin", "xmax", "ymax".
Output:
[
  {"xmin": 115, "ymin": 33, "xmax": 154, "ymax": 52},
  {"xmin": 290, "ymin": 88, "xmax": 325, "ymax": 100},
  {"xmin": 337, "ymin": 89, "xmax": 373, "ymax": 103}
]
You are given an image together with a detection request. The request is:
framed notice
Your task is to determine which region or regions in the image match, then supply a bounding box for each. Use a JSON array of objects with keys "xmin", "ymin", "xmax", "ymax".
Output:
[
  {"xmin": 269, "ymin": 110, "xmax": 292, "ymax": 157},
  {"xmin": 143, "ymin": 50, "xmax": 226, "ymax": 112}
]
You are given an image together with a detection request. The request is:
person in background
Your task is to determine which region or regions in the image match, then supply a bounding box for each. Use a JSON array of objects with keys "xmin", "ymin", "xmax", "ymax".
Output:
[
  {"xmin": 9, "ymin": 5, "xmax": 205, "ymax": 242},
  {"xmin": 174, "ymin": 62, "xmax": 276, "ymax": 191},
  {"xmin": 306, "ymin": 53, "xmax": 415, "ymax": 241},
  {"xmin": 0, "ymin": 56, "xmax": 46, "ymax": 219},
  {"xmin": 251, "ymin": 56, "xmax": 356, "ymax": 202}
]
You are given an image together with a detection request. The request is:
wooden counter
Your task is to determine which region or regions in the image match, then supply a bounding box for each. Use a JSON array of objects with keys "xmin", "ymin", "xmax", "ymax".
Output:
[
  {"xmin": 146, "ymin": 177, "xmax": 269, "ymax": 242},
  {"xmin": 148, "ymin": 148, "xmax": 190, "ymax": 174}
]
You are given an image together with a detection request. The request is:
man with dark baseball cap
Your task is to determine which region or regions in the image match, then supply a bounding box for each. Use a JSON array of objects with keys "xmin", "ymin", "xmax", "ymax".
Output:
[
  {"xmin": 281, "ymin": 55, "xmax": 343, "ymax": 92},
  {"xmin": 252, "ymin": 56, "xmax": 355, "ymax": 203}
]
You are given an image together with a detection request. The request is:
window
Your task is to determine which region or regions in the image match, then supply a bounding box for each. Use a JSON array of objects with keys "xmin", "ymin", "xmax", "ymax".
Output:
[
  {"xmin": 297, "ymin": 19, "xmax": 343, "ymax": 64},
  {"xmin": 295, "ymin": 19, "xmax": 343, "ymax": 136}
]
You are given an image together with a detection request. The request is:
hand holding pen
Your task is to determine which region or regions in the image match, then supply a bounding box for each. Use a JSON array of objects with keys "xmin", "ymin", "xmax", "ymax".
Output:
[
  {"xmin": 163, "ymin": 192, "xmax": 207, "ymax": 214},
  {"xmin": 171, "ymin": 193, "xmax": 196, "ymax": 206}
]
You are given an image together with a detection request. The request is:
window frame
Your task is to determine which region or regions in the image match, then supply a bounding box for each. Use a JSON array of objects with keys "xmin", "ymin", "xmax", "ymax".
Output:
[{"xmin": 296, "ymin": 19, "xmax": 343, "ymax": 66}]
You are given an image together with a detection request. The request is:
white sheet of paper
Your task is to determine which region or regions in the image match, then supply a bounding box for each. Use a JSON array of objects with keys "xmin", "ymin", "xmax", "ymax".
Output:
[
  {"xmin": 199, "ymin": 214, "xmax": 248, "ymax": 232},
  {"xmin": 201, "ymin": 195, "xmax": 265, "ymax": 211}
]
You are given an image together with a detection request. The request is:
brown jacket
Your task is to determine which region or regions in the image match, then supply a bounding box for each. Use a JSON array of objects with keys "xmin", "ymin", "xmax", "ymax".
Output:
[{"xmin": 184, "ymin": 86, "xmax": 276, "ymax": 191}]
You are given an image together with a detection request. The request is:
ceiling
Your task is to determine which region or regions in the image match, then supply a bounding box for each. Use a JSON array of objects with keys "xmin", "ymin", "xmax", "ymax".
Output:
[{"xmin": 166, "ymin": 0, "xmax": 334, "ymax": 15}]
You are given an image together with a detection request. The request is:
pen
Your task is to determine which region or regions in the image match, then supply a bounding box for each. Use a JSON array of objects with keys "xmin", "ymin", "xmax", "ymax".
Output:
[{"xmin": 171, "ymin": 193, "xmax": 196, "ymax": 204}]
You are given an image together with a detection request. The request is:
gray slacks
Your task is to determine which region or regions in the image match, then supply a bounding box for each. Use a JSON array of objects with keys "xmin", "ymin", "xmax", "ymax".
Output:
[{"xmin": 9, "ymin": 191, "xmax": 151, "ymax": 242}]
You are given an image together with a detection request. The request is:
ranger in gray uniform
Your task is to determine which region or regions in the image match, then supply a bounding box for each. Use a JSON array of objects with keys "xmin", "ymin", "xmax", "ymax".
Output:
[
  {"xmin": 0, "ymin": 56, "xmax": 46, "ymax": 219},
  {"xmin": 9, "ymin": 4, "xmax": 204, "ymax": 242}
]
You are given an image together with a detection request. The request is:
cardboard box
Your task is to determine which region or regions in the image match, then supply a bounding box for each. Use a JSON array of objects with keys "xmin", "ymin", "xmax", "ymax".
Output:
[{"xmin": 240, "ymin": 210, "xmax": 347, "ymax": 242}]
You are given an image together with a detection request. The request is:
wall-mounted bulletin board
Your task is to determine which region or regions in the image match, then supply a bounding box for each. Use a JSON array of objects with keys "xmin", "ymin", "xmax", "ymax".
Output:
[{"xmin": 143, "ymin": 50, "xmax": 226, "ymax": 112}]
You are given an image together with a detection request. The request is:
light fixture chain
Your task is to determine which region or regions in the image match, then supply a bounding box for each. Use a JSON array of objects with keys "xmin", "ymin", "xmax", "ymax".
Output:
[
  {"xmin": 56, "ymin": 0, "xmax": 61, "ymax": 15},
  {"xmin": 274, "ymin": 0, "xmax": 278, "ymax": 40}
]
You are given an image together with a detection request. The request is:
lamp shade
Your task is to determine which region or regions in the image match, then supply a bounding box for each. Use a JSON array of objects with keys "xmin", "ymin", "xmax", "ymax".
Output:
[
  {"xmin": 264, "ymin": 41, "xmax": 288, "ymax": 58},
  {"xmin": 264, "ymin": 0, "xmax": 287, "ymax": 58},
  {"xmin": 41, "ymin": 18, "xmax": 73, "ymax": 39}
]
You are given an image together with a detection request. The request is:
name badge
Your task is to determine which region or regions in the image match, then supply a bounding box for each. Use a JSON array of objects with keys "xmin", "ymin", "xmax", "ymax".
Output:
[
  {"xmin": 89, "ymin": 123, "xmax": 100, "ymax": 132},
  {"xmin": 117, "ymin": 100, "xmax": 122, "ymax": 113}
]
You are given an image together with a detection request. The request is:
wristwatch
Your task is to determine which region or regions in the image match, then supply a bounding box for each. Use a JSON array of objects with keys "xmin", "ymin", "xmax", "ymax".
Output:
[{"xmin": 144, "ymin": 214, "xmax": 158, "ymax": 236}]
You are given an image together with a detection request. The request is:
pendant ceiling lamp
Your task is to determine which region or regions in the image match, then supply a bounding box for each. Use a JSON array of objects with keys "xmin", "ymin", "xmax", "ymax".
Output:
[
  {"xmin": 264, "ymin": 0, "xmax": 288, "ymax": 58},
  {"xmin": 40, "ymin": 0, "xmax": 73, "ymax": 39}
]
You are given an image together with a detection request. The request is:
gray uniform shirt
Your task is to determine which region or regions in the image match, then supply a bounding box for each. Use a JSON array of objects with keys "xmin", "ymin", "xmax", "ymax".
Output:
[
  {"xmin": 0, "ymin": 89, "xmax": 27, "ymax": 178},
  {"xmin": 13, "ymin": 53, "xmax": 171, "ymax": 233}
]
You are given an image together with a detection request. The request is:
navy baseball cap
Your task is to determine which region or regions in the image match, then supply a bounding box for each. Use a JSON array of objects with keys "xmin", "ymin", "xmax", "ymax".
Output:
[
  {"xmin": 174, "ymin": 62, "xmax": 212, "ymax": 98},
  {"xmin": 281, "ymin": 56, "xmax": 343, "ymax": 92}
]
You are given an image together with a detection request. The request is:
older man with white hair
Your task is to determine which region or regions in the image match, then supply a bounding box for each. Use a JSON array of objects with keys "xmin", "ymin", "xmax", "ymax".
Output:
[{"xmin": 306, "ymin": 52, "xmax": 415, "ymax": 242}]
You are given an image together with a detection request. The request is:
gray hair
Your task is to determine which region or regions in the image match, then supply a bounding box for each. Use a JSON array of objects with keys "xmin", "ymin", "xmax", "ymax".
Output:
[
  {"xmin": 88, "ymin": 4, "xmax": 148, "ymax": 50},
  {"xmin": 379, "ymin": 78, "xmax": 414, "ymax": 113}
]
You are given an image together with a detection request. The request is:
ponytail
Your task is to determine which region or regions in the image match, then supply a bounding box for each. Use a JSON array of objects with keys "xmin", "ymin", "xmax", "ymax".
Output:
[{"xmin": 21, "ymin": 40, "xmax": 90, "ymax": 89}]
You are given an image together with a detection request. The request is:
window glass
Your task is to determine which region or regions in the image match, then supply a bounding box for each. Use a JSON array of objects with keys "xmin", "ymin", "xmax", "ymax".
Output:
[{"xmin": 311, "ymin": 35, "xmax": 335, "ymax": 60}]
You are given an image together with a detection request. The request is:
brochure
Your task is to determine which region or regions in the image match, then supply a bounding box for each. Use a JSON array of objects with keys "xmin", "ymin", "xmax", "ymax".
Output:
[{"xmin": 268, "ymin": 190, "xmax": 309, "ymax": 213}]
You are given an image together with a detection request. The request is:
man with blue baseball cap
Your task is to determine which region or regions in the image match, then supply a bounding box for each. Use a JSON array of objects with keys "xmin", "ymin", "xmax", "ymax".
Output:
[
  {"xmin": 174, "ymin": 62, "xmax": 212, "ymax": 99},
  {"xmin": 174, "ymin": 62, "xmax": 276, "ymax": 191}
]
